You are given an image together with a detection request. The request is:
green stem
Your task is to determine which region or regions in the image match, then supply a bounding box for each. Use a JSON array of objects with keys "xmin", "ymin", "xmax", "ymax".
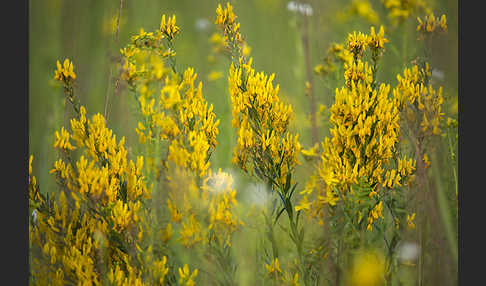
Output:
[
  {"xmin": 447, "ymin": 130, "xmax": 458, "ymax": 196},
  {"xmin": 402, "ymin": 22, "xmax": 408, "ymax": 65},
  {"xmin": 431, "ymin": 151, "xmax": 458, "ymax": 267}
]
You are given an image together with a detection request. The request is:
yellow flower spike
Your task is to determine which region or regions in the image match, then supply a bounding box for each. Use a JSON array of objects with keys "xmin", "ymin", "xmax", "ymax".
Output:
[
  {"xmin": 29, "ymin": 155, "xmax": 34, "ymax": 176},
  {"xmin": 417, "ymin": 17, "xmax": 423, "ymax": 31},
  {"xmin": 53, "ymin": 127, "xmax": 76, "ymax": 151},
  {"xmin": 346, "ymin": 31, "xmax": 370, "ymax": 58},
  {"xmin": 178, "ymin": 264, "xmax": 198, "ymax": 286},
  {"xmin": 440, "ymin": 14, "xmax": 447, "ymax": 31},
  {"xmin": 62, "ymin": 59, "xmax": 70, "ymax": 77},
  {"xmin": 368, "ymin": 25, "xmax": 388, "ymax": 50},
  {"xmin": 54, "ymin": 58, "xmax": 76, "ymax": 84},
  {"xmin": 111, "ymin": 200, "xmax": 132, "ymax": 232},
  {"xmin": 417, "ymin": 12, "xmax": 448, "ymax": 34},
  {"xmin": 160, "ymin": 14, "xmax": 180, "ymax": 40},
  {"xmin": 423, "ymin": 153, "xmax": 431, "ymax": 168},
  {"xmin": 265, "ymin": 258, "xmax": 282, "ymax": 275}
]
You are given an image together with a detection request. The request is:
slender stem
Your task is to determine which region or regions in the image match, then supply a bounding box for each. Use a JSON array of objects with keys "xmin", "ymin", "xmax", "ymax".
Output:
[
  {"xmin": 447, "ymin": 130, "xmax": 458, "ymax": 196},
  {"xmin": 300, "ymin": 14, "xmax": 318, "ymax": 145},
  {"xmin": 104, "ymin": 0, "xmax": 124, "ymax": 122}
]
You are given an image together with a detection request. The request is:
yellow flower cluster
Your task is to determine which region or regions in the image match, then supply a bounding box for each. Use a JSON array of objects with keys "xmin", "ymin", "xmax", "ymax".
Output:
[
  {"xmin": 228, "ymin": 57, "xmax": 301, "ymax": 185},
  {"xmin": 29, "ymin": 155, "xmax": 42, "ymax": 212},
  {"xmin": 299, "ymin": 26, "xmax": 416, "ymax": 231},
  {"xmin": 344, "ymin": 59, "xmax": 373, "ymax": 88},
  {"xmin": 301, "ymin": 142, "xmax": 319, "ymax": 159},
  {"xmin": 210, "ymin": 32, "xmax": 227, "ymax": 55},
  {"xmin": 121, "ymin": 14, "xmax": 180, "ymax": 85},
  {"xmin": 393, "ymin": 64, "xmax": 444, "ymax": 136},
  {"xmin": 165, "ymin": 169, "xmax": 204, "ymax": 247},
  {"xmin": 164, "ymin": 68, "xmax": 220, "ymax": 177},
  {"xmin": 160, "ymin": 14, "xmax": 180, "ymax": 40},
  {"xmin": 350, "ymin": 26, "xmax": 389, "ymax": 54},
  {"xmin": 366, "ymin": 201, "xmax": 384, "ymax": 230},
  {"xmin": 29, "ymin": 100, "xmax": 180, "ymax": 285},
  {"xmin": 381, "ymin": 0, "xmax": 429, "ymax": 24},
  {"xmin": 417, "ymin": 13, "xmax": 447, "ymax": 33},
  {"xmin": 166, "ymin": 168, "xmax": 243, "ymax": 248},
  {"xmin": 264, "ymin": 257, "xmax": 300, "ymax": 285},
  {"xmin": 122, "ymin": 15, "xmax": 220, "ymax": 178},
  {"xmin": 341, "ymin": 0, "xmax": 379, "ymax": 24},
  {"xmin": 54, "ymin": 58, "xmax": 76, "ymax": 84},
  {"xmin": 345, "ymin": 26, "xmax": 389, "ymax": 69},
  {"xmin": 130, "ymin": 28, "xmax": 162, "ymax": 50},
  {"xmin": 121, "ymin": 13, "xmax": 241, "ymax": 282},
  {"xmin": 323, "ymin": 81, "xmax": 402, "ymax": 188},
  {"xmin": 347, "ymin": 31, "xmax": 371, "ymax": 59},
  {"xmin": 368, "ymin": 26, "xmax": 389, "ymax": 50},
  {"xmin": 178, "ymin": 264, "xmax": 199, "ymax": 286},
  {"xmin": 265, "ymin": 257, "xmax": 282, "ymax": 275},
  {"xmin": 51, "ymin": 107, "xmax": 149, "ymax": 201},
  {"xmin": 53, "ymin": 126, "xmax": 76, "ymax": 151},
  {"xmin": 215, "ymin": 2, "xmax": 243, "ymax": 56},
  {"xmin": 314, "ymin": 43, "xmax": 353, "ymax": 77},
  {"xmin": 204, "ymin": 169, "xmax": 244, "ymax": 246}
]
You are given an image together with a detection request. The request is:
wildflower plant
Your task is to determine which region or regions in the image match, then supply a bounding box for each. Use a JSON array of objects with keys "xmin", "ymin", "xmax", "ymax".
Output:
[
  {"xmin": 120, "ymin": 13, "xmax": 245, "ymax": 286},
  {"xmin": 216, "ymin": 2, "xmax": 317, "ymax": 284},
  {"xmin": 29, "ymin": 60, "xmax": 175, "ymax": 285},
  {"xmin": 297, "ymin": 25, "xmax": 424, "ymax": 283}
]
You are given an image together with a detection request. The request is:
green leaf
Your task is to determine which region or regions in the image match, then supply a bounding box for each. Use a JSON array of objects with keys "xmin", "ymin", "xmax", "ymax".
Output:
[{"xmin": 274, "ymin": 207, "xmax": 286, "ymax": 225}]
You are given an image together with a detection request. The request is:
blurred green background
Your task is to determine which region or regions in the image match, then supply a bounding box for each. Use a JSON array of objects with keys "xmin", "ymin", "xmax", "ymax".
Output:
[{"xmin": 29, "ymin": 0, "xmax": 458, "ymax": 283}]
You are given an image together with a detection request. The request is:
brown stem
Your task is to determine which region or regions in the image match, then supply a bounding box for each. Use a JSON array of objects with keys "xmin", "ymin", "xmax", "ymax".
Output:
[{"xmin": 300, "ymin": 14, "xmax": 318, "ymax": 145}]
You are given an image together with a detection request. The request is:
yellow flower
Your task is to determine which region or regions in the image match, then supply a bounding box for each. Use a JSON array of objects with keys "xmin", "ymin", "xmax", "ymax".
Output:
[
  {"xmin": 54, "ymin": 58, "xmax": 76, "ymax": 84},
  {"xmin": 417, "ymin": 13, "xmax": 447, "ymax": 34},
  {"xmin": 346, "ymin": 31, "xmax": 370, "ymax": 58},
  {"xmin": 301, "ymin": 143, "xmax": 319, "ymax": 158},
  {"xmin": 208, "ymin": 70, "xmax": 223, "ymax": 81},
  {"xmin": 382, "ymin": 0, "xmax": 428, "ymax": 25},
  {"xmin": 265, "ymin": 258, "xmax": 282, "ymax": 275},
  {"xmin": 423, "ymin": 153, "xmax": 431, "ymax": 168},
  {"xmin": 111, "ymin": 200, "xmax": 132, "ymax": 232},
  {"xmin": 29, "ymin": 155, "xmax": 34, "ymax": 176},
  {"xmin": 215, "ymin": 2, "xmax": 237, "ymax": 27},
  {"xmin": 349, "ymin": 250, "xmax": 385, "ymax": 286},
  {"xmin": 178, "ymin": 264, "xmax": 198, "ymax": 286},
  {"xmin": 346, "ymin": 0, "xmax": 379, "ymax": 24},
  {"xmin": 407, "ymin": 213, "xmax": 416, "ymax": 229},
  {"xmin": 295, "ymin": 196, "xmax": 312, "ymax": 212},
  {"xmin": 242, "ymin": 42, "xmax": 252, "ymax": 57},
  {"xmin": 160, "ymin": 14, "xmax": 180, "ymax": 40},
  {"xmin": 368, "ymin": 26, "xmax": 388, "ymax": 49},
  {"xmin": 228, "ymin": 57, "xmax": 300, "ymax": 180},
  {"xmin": 53, "ymin": 127, "xmax": 76, "ymax": 150},
  {"xmin": 179, "ymin": 214, "xmax": 204, "ymax": 247}
]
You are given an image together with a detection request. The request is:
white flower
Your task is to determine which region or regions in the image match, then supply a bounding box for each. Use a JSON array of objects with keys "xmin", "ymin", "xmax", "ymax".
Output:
[
  {"xmin": 206, "ymin": 169, "xmax": 236, "ymax": 194},
  {"xmin": 397, "ymin": 241, "xmax": 420, "ymax": 262},
  {"xmin": 245, "ymin": 183, "xmax": 270, "ymax": 206},
  {"xmin": 195, "ymin": 18, "xmax": 210, "ymax": 31},
  {"xmin": 432, "ymin": 69, "xmax": 444, "ymax": 81},
  {"xmin": 287, "ymin": 1, "xmax": 313, "ymax": 16},
  {"xmin": 32, "ymin": 209, "xmax": 37, "ymax": 223}
]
